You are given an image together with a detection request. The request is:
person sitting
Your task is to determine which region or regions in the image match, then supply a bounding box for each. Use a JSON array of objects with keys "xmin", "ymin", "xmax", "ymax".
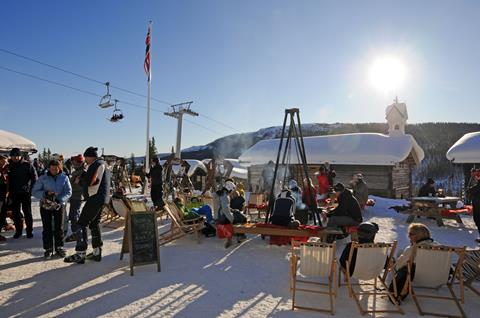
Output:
[
  {"xmin": 340, "ymin": 222, "xmax": 379, "ymax": 275},
  {"xmin": 418, "ymin": 178, "xmax": 436, "ymax": 197},
  {"xmin": 269, "ymin": 188, "xmax": 299, "ymax": 228},
  {"xmin": 289, "ymin": 179, "xmax": 308, "ymax": 224},
  {"xmin": 389, "ymin": 223, "xmax": 439, "ymax": 301},
  {"xmin": 230, "ymin": 190, "xmax": 245, "ymax": 211},
  {"xmin": 214, "ymin": 181, "xmax": 247, "ymax": 248},
  {"xmin": 326, "ymin": 183, "xmax": 362, "ymax": 228}
]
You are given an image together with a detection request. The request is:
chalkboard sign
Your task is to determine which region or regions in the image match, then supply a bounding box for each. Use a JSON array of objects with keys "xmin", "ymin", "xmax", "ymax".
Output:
[{"xmin": 120, "ymin": 210, "xmax": 160, "ymax": 276}]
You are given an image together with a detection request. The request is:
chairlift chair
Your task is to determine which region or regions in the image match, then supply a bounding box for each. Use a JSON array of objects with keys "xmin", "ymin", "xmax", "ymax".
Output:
[
  {"xmin": 99, "ymin": 82, "xmax": 114, "ymax": 108},
  {"xmin": 109, "ymin": 100, "xmax": 124, "ymax": 123}
]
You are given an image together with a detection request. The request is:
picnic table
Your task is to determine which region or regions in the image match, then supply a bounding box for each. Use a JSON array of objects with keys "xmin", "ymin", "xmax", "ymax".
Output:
[
  {"xmin": 404, "ymin": 196, "xmax": 462, "ymax": 226},
  {"xmin": 233, "ymin": 222, "xmax": 343, "ymax": 242}
]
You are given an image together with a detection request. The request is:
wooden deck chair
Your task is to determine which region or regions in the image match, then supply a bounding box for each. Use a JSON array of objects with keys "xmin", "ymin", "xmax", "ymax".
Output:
[
  {"xmin": 158, "ymin": 202, "xmax": 204, "ymax": 245},
  {"xmin": 408, "ymin": 245, "xmax": 467, "ymax": 318},
  {"xmin": 111, "ymin": 198, "xmax": 129, "ymax": 218},
  {"xmin": 345, "ymin": 242, "xmax": 404, "ymax": 315},
  {"xmin": 461, "ymin": 249, "xmax": 480, "ymax": 296},
  {"xmin": 101, "ymin": 199, "xmax": 122, "ymax": 226},
  {"xmin": 290, "ymin": 239, "xmax": 337, "ymax": 314}
]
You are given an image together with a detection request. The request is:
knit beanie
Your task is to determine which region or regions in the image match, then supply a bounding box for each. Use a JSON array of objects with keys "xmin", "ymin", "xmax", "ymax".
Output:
[{"xmin": 83, "ymin": 147, "xmax": 98, "ymax": 158}]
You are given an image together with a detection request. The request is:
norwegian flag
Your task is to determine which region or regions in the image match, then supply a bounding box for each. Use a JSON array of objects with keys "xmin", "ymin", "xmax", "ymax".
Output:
[{"xmin": 144, "ymin": 24, "xmax": 151, "ymax": 81}]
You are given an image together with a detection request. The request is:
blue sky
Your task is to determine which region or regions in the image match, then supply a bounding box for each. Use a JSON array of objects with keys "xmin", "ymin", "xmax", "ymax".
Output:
[{"xmin": 1, "ymin": 0, "xmax": 479, "ymax": 158}]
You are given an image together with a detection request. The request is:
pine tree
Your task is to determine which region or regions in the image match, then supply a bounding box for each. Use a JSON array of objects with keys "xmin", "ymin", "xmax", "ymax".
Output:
[{"xmin": 149, "ymin": 137, "xmax": 158, "ymax": 163}]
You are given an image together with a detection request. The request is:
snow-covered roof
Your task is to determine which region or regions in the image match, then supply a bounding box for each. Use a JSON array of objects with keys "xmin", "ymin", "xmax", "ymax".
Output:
[
  {"xmin": 230, "ymin": 166, "xmax": 248, "ymax": 180},
  {"xmin": 239, "ymin": 133, "xmax": 424, "ymax": 166},
  {"xmin": 0, "ymin": 129, "xmax": 37, "ymax": 153},
  {"xmin": 446, "ymin": 131, "xmax": 480, "ymax": 163},
  {"xmin": 160, "ymin": 159, "xmax": 207, "ymax": 177}
]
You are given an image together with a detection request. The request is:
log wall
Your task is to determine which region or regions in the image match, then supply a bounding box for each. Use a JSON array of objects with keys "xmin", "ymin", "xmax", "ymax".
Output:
[{"xmin": 247, "ymin": 152, "xmax": 416, "ymax": 198}]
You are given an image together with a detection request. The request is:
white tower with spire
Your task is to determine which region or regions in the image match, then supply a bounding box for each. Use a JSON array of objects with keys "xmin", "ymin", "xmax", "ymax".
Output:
[{"xmin": 385, "ymin": 96, "xmax": 408, "ymax": 136}]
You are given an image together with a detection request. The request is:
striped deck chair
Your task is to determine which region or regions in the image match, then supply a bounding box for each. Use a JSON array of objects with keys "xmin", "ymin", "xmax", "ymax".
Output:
[
  {"xmin": 158, "ymin": 202, "xmax": 204, "ymax": 245},
  {"xmin": 345, "ymin": 242, "xmax": 404, "ymax": 315},
  {"xmin": 290, "ymin": 239, "xmax": 337, "ymax": 314},
  {"xmin": 462, "ymin": 249, "xmax": 480, "ymax": 296},
  {"xmin": 408, "ymin": 245, "xmax": 466, "ymax": 318}
]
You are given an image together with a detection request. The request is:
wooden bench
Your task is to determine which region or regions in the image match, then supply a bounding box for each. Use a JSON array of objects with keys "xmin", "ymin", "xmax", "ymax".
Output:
[
  {"xmin": 403, "ymin": 196, "xmax": 463, "ymax": 226},
  {"xmin": 233, "ymin": 223, "xmax": 343, "ymax": 242}
]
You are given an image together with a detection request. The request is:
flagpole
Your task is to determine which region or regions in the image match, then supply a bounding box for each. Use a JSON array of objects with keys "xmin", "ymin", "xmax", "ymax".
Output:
[{"xmin": 144, "ymin": 21, "xmax": 152, "ymax": 194}]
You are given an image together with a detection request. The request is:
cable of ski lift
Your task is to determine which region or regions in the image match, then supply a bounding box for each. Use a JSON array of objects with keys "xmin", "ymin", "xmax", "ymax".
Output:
[
  {"xmin": 0, "ymin": 64, "xmax": 224, "ymax": 136},
  {"xmin": 1, "ymin": 48, "xmax": 246, "ymax": 133}
]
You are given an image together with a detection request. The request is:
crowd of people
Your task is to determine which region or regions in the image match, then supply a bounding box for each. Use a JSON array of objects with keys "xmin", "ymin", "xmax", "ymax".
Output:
[{"xmin": 0, "ymin": 147, "xmax": 110, "ymax": 264}]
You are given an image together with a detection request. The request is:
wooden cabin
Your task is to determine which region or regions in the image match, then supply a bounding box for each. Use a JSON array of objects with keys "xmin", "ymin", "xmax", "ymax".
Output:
[
  {"xmin": 247, "ymin": 152, "xmax": 417, "ymax": 198},
  {"xmin": 446, "ymin": 131, "xmax": 480, "ymax": 199},
  {"xmin": 241, "ymin": 101, "xmax": 424, "ymax": 199}
]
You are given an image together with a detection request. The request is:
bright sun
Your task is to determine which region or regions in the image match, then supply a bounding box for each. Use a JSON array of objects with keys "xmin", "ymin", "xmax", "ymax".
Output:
[{"xmin": 368, "ymin": 57, "xmax": 407, "ymax": 93}]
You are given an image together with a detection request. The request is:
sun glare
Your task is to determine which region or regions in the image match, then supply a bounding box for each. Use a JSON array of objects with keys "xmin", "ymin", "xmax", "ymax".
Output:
[{"xmin": 368, "ymin": 57, "xmax": 406, "ymax": 93}]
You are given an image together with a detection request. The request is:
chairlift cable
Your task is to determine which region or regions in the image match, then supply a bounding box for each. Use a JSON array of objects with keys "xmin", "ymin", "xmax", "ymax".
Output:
[
  {"xmin": 0, "ymin": 48, "xmax": 173, "ymax": 105},
  {"xmin": 0, "ymin": 65, "xmax": 159, "ymax": 111},
  {"xmin": 1, "ymin": 48, "xmax": 245, "ymax": 133}
]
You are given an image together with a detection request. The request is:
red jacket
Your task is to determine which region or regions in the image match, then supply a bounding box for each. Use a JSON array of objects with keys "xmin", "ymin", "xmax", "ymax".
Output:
[{"xmin": 317, "ymin": 173, "xmax": 330, "ymax": 195}]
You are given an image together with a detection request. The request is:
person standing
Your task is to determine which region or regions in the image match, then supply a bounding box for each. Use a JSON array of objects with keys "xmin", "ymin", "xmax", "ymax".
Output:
[
  {"xmin": 64, "ymin": 147, "xmax": 110, "ymax": 264},
  {"xmin": 0, "ymin": 154, "xmax": 9, "ymax": 241},
  {"xmin": 148, "ymin": 157, "xmax": 163, "ymax": 209},
  {"xmin": 316, "ymin": 165, "xmax": 330, "ymax": 201},
  {"xmin": 467, "ymin": 169, "xmax": 480, "ymax": 243},
  {"xmin": 65, "ymin": 155, "xmax": 86, "ymax": 242},
  {"xmin": 32, "ymin": 160, "xmax": 72, "ymax": 259},
  {"xmin": 8, "ymin": 148, "xmax": 37, "ymax": 238},
  {"xmin": 350, "ymin": 173, "xmax": 369, "ymax": 209}
]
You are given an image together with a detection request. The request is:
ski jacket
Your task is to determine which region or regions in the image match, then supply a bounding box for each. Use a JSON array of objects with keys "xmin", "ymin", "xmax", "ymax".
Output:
[
  {"xmin": 395, "ymin": 237, "xmax": 439, "ymax": 271},
  {"xmin": 352, "ymin": 179, "xmax": 369, "ymax": 208},
  {"xmin": 69, "ymin": 166, "xmax": 86, "ymax": 200},
  {"xmin": 418, "ymin": 184, "xmax": 435, "ymax": 197},
  {"xmin": 8, "ymin": 159, "xmax": 37, "ymax": 194},
  {"xmin": 316, "ymin": 173, "xmax": 330, "ymax": 195},
  {"xmin": 0, "ymin": 164, "xmax": 8, "ymax": 201},
  {"xmin": 32, "ymin": 171, "xmax": 72, "ymax": 203},
  {"xmin": 148, "ymin": 165, "xmax": 163, "ymax": 186},
  {"xmin": 329, "ymin": 189, "xmax": 362, "ymax": 223},
  {"xmin": 270, "ymin": 190, "xmax": 295, "ymax": 226},
  {"xmin": 214, "ymin": 189, "xmax": 234, "ymax": 223},
  {"xmin": 82, "ymin": 158, "xmax": 110, "ymax": 204}
]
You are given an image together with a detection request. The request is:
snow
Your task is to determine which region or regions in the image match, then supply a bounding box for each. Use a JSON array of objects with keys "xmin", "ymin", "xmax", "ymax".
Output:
[
  {"xmin": 182, "ymin": 145, "xmax": 211, "ymax": 153},
  {"xmin": 239, "ymin": 133, "xmax": 425, "ymax": 167},
  {"xmin": 446, "ymin": 131, "xmax": 480, "ymax": 163},
  {"xmin": 0, "ymin": 129, "xmax": 37, "ymax": 153},
  {"xmin": 230, "ymin": 167, "xmax": 248, "ymax": 180},
  {"xmin": 1, "ymin": 196, "xmax": 479, "ymax": 318},
  {"xmin": 159, "ymin": 159, "xmax": 207, "ymax": 177}
]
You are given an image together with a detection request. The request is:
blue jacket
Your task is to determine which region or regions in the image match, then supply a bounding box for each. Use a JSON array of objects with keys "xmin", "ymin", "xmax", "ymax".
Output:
[{"xmin": 32, "ymin": 171, "xmax": 72, "ymax": 203}]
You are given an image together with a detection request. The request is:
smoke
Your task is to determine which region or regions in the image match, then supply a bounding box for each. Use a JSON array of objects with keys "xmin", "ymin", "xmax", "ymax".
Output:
[{"xmin": 212, "ymin": 133, "xmax": 256, "ymax": 159}]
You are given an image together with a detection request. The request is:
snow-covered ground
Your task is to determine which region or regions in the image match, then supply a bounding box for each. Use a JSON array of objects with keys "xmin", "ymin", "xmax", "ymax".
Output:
[{"xmin": 1, "ymin": 196, "xmax": 479, "ymax": 317}]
